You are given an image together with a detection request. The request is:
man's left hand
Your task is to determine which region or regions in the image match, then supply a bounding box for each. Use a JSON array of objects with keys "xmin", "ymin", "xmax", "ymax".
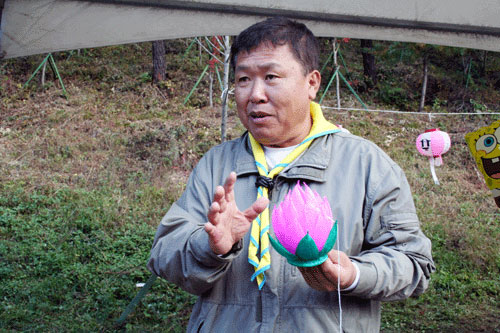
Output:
[{"xmin": 298, "ymin": 250, "xmax": 357, "ymax": 291}]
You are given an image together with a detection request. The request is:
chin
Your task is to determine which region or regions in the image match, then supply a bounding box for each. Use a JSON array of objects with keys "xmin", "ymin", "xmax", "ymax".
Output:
[{"xmin": 250, "ymin": 129, "xmax": 275, "ymax": 143}]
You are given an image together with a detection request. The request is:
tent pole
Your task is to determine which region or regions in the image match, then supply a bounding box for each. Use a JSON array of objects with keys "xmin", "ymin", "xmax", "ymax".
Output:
[
  {"xmin": 115, "ymin": 274, "xmax": 157, "ymax": 326},
  {"xmin": 48, "ymin": 54, "xmax": 67, "ymax": 97},
  {"xmin": 338, "ymin": 71, "xmax": 368, "ymax": 110},
  {"xmin": 183, "ymin": 64, "xmax": 209, "ymax": 105},
  {"xmin": 23, "ymin": 53, "xmax": 67, "ymax": 97},
  {"xmin": 333, "ymin": 38, "xmax": 341, "ymax": 110},
  {"xmin": 24, "ymin": 54, "xmax": 51, "ymax": 88},
  {"xmin": 319, "ymin": 67, "xmax": 339, "ymax": 105}
]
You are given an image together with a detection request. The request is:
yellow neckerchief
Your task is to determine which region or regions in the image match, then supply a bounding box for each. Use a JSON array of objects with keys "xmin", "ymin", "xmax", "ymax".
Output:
[{"xmin": 248, "ymin": 102, "xmax": 340, "ymax": 289}]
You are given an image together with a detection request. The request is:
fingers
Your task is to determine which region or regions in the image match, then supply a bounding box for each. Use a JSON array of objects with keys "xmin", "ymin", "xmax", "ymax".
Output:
[
  {"xmin": 243, "ymin": 196, "xmax": 269, "ymax": 222},
  {"xmin": 298, "ymin": 250, "xmax": 353, "ymax": 292},
  {"xmin": 211, "ymin": 172, "xmax": 236, "ymax": 218},
  {"xmin": 326, "ymin": 249, "xmax": 345, "ymax": 265},
  {"xmin": 309, "ymin": 250, "xmax": 356, "ymax": 290},
  {"xmin": 326, "ymin": 250, "xmax": 357, "ymax": 289},
  {"xmin": 207, "ymin": 200, "xmax": 221, "ymax": 224},
  {"xmin": 204, "ymin": 220, "xmax": 220, "ymax": 243},
  {"xmin": 317, "ymin": 257, "xmax": 342, "ymax": 290},
  {"xmin": 209, "ymin": 184, "xmax": 228, "ymax": 222},
  {"xmin": 223, "ymin": 172, "xmax": 237, "ymax": 202},
  {"xmin": 299, "ymin": 267, "xmax": 322, "ymax": 289},
  {"xmin": 204, "ymin": 221, "xmax": 215, "ymax": 235},
  {"xmin": 204, "ymin": 221, "xmax": 228, "ymax": 255},
  {"xmin": 299, "ymin": 265, "xmax": 338, "ymax": 291}
]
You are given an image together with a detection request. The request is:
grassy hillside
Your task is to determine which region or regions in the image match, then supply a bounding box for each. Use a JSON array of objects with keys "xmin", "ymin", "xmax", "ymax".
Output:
[{"xmin": 1, "ymin": 40, "xmax": 499, "ymax": 332}]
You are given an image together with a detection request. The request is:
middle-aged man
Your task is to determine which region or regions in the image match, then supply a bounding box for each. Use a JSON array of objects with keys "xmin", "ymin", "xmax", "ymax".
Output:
[{"xmin": 148, "ymin": 16, "xmax": 435, "ymax": 332}]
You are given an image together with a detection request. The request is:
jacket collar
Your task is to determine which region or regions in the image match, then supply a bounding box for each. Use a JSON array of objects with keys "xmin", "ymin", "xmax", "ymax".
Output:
[{"xmin": 235, "ymin": 132, "xmax": 334, "ymax": 183}]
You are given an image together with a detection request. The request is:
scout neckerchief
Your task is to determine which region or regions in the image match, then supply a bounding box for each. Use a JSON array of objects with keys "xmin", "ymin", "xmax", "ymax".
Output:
[{"xmin": 248, "ymin": 102, "xmax": 340, "ymax": 289}]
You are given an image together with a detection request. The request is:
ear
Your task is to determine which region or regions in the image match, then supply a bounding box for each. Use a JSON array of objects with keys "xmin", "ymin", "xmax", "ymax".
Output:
[{"xmin": 306, "ymin": 70, "xmax": 321, "ymax": 100}]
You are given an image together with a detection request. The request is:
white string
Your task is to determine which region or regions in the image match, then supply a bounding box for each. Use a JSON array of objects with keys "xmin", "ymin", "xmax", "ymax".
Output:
[
  {"xmin": 337, "ymin": 221, "xmax": 342, "ymax": 332},
  {"xmin": 429, "ymin": 158, "xmax": 440, "ymax": 185},
  {"xmin": 322, "ymin": 106, "xmax": 500, "ymax": 116},
  {"xmin": 220, "ymin": 88, "xmax": 234, "ymax": 100}
]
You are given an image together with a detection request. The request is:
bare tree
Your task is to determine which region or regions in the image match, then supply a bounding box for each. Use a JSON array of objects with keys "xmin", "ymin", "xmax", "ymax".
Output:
[
  {"xmin": 0, "ymin": 0, "xmax": 4, "ymax": 59},
  {"xmin": 360, "ymin": 39, "xmax": 377, "ymax": 86},
  {"xmin": 152, "ymin": 40, "xmax": 166, "ymax": 83},
  {"xmin": 479, "ymin": 51, "xmax": 487, "ymax": 77},
  {"xmin": 419, "ymin": 52, "xmax": 429, "ymax": 112},
  {"xmin": 220, "ymin": 36, "xmax": 230, "ymax": 143},
  {"xmin": 0, "ymin": 0, "xmax": 3, "ymax": 27}
]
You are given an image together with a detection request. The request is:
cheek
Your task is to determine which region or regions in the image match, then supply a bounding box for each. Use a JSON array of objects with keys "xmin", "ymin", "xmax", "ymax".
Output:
[
  {"xmin": 236, "ymin": 108, "xmax": 249, "ymax": 127},
  {"xmin": 236, "ymin": 86, "xmax": 253, "ymax": 108},
  {"xmin": 235, "ymin": 92, "xmax": 247, "ymax": 112},
  {"xmin": 234, "ymin": 89, "xmax": 244, "ymax": 106}
]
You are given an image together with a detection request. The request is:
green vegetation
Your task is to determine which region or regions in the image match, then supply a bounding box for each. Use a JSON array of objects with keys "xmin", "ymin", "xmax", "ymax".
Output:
[
  {"xmin": 1, "ymin": 39, "xmax": 499, "ymax": 331},
  {"xmin": 0, "ymin": 184, "xmax": 195, "ymax": 331}
]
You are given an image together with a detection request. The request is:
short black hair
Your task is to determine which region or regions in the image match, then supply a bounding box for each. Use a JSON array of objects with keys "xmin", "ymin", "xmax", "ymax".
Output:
[{"xmin": 230, "ymin": 16, "xmax": 319, "ymax": 75}]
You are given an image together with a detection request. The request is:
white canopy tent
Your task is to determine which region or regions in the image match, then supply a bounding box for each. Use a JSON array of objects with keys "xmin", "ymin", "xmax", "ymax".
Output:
[{"xmin": 1, "ymin": 0, "xmax": 499, "ymax": 59}]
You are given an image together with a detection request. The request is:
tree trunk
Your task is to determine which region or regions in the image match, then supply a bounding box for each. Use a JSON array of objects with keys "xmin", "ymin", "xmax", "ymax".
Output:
[
  {"xmin": 333, "ymin": 38, "xmax": 341, "ymax": 109},
  {"xmin": 0, "ymin": 1, "xmax": 3, "ymax": 27},
  {"xmin": 152, "ymin": 40, "xmax": 166, "ymax": 83},
  {"xmin": 220, "ymin": 36, "xmax": 230, "ymax": 143},
  {"xmin": 480, "ymin": 51, "xmax": 487, "ymax": 77},
  {"xmin": 209, "ymin": 71, "xmax": 213, "ymax": 107},
  {"xmin": 419, "ymin": 54, "xmax": 429, "ymax": 112},
  {"xmin": 0, "ymin": 1, "xmax": 4, "ymax": 59},
  {"xmin": 360, "ymin": 39, "xmax": 377, "ymax": 86}
]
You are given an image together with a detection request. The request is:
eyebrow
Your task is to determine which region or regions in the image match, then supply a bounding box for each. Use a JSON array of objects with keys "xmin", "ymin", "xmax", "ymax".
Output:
[{"xmin": 236, "ymin": 62, "xmax": 283, "ymax": 72}]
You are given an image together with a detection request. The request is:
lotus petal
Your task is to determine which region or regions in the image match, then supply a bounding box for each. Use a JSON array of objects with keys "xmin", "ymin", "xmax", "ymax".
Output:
[{"xmin": 270, "ymin": 182, "xmax": 338, "ymax": 266}]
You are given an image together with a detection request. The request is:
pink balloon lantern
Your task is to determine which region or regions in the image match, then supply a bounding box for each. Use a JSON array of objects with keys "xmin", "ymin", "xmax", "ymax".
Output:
[{"xmin": 416, "ymin": 128, "xmax": 451, "ymax": 185}]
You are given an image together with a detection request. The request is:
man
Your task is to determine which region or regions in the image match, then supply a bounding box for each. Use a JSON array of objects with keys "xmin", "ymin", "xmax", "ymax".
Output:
[{"xmin": 148, "ymin": 17, "xmax": 435, "ymax": 332}]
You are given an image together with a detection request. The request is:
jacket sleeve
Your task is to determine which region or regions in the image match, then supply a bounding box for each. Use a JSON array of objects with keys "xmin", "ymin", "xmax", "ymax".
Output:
[
  {"xmin": 146, "ymin": 156, "xmax": 241, "ymax": 295},
  {"xmin": 347, "ymin": 165, "xmax": 435, "ymax": 301}
]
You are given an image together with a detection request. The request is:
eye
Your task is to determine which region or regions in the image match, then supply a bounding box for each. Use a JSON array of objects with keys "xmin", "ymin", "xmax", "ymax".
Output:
[
  {"xmin": 485, "ymin": 137, "xmax": 495, "ymax": 147},
  {"xmin": 265, "ymin": 74, "xmax": 277, "ymax": 80},
  {"xmin": 476, "ymin": 134, "xmax": 497, "ymax": 154},
  {"xmin": 238, "ymin": 76, "xmax": 249, "ymax": 82}
]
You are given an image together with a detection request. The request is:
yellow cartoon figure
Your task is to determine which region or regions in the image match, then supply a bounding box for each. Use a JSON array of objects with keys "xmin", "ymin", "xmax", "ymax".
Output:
[{"xmin": 465, "ymin": 120, "xmax": 500, "ymax": 208}]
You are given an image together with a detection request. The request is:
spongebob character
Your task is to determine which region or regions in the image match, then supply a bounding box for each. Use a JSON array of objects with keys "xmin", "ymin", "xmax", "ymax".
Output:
[{"xmin": 465, "ymin": 120, "xmax": 500, "ymax": 208}]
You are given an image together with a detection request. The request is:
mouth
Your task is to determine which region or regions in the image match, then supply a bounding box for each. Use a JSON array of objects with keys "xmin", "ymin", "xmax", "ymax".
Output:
[
  {"xmin": 481, "ymin": 156, "xmax": 500, "ymax": 179},
  {"xmin": 249, "ymin": 111, "xmax": 271, "ymax": 120}
]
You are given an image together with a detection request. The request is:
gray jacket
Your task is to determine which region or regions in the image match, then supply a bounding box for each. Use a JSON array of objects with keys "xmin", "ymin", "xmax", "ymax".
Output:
[{"xmin": 148, "ymin": 131, "xmax": 435, "ymax": 332}]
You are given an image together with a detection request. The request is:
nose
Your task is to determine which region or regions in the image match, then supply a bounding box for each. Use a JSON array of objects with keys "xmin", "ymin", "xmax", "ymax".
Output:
[{"xmin": 249, "ymin": 79, "xmax": 267, "ymax": 104}]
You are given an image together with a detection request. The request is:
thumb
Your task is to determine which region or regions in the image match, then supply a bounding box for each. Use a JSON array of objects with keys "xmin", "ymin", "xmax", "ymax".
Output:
[{"xmin": 243, "ymin": 196, "xmax": 269, "ymax": 222}]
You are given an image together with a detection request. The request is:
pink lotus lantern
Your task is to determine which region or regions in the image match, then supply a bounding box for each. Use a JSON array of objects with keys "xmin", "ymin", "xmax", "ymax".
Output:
[
  {"xmin": 268, "ymin": 182, "xmax": 338, "ymax": 267},
  {"xmin": 416, "ymin": 128, "xmax": 451, "ymax": 185}
]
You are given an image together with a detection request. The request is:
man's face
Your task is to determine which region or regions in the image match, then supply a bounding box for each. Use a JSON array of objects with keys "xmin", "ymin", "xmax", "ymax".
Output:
[{"xmin": 234, "ymin": 43, "xmax": 320, "ymax": 147}]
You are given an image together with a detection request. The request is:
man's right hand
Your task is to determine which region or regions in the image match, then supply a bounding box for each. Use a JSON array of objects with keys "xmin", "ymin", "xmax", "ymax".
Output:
[{"xmin": 205, "ymin": 172, "xmax": 269, "ymax": 255}]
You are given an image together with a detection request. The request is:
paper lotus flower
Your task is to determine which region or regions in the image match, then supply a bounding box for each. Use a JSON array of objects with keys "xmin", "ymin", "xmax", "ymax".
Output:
[{"xmin": 268, "ymin": 182, "xmax": 338, "ymax": 267}]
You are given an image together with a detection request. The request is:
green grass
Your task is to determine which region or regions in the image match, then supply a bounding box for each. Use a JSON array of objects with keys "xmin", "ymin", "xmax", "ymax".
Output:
[
  {"xmin": 1, "ymin": 40, "xmax": 499, "ymax": 331},
  {"xmin": 0, "ymin": 183, "xmax": 195, "ymax": 331}
]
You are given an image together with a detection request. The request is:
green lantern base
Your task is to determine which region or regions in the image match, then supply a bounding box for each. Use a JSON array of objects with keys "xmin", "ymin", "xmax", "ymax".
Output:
[{"xmin": 268, "ymin": 221, "xmax": 338, "ymax": 267}]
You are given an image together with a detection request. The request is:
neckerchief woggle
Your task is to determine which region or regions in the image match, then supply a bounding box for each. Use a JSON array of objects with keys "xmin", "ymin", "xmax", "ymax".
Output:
[{"xmin": 248, "ymin": 102, "xmax": 340, "ymax": 289}]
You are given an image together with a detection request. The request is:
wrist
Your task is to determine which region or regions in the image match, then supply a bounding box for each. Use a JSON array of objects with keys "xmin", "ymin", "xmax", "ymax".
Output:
[
  {"xmin": 217, "ymin": 239, "xmax": 243, "ymax": 258},
  {"xmin": 341, "ymin": 261, "xmax": 360, "ymax": 292}
]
